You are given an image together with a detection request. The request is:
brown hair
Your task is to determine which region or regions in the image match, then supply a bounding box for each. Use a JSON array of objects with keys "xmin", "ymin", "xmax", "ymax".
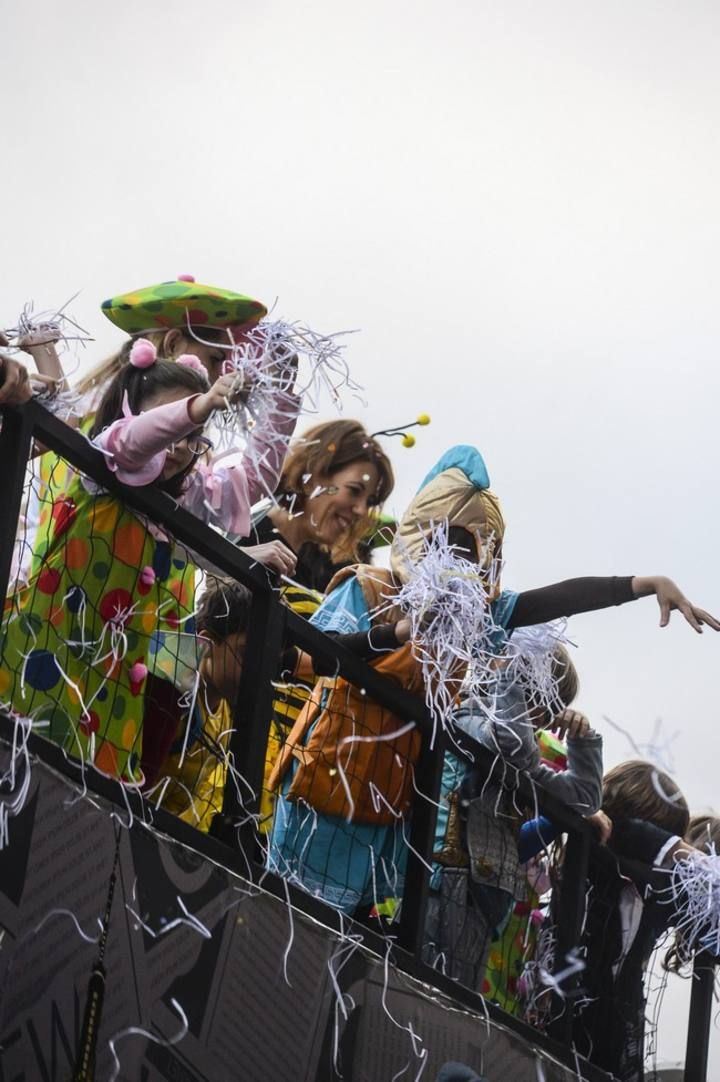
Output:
[
  {"xmin": 552, "ymin": 645, "xmax": 579, "ymax": 710},
  {"xmin": 196, "ymin": 576, "xmax": 252, "ymax": 639},
  {"xmin": 602, "ymin": 760, "xmax": 689, "ymax": 837},
  {"xmin": 685, "ymin": 813, "xmax": 720, "ymax": 852},
  {"xmin": 277, "ymin": 420, "xmax": 395, "ymax": 560}
]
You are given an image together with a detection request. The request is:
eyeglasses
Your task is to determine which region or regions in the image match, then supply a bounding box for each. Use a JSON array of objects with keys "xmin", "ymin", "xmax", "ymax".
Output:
[{"xmin": 168, "ymin": 434, "xmax": 214, "ymax": 457}]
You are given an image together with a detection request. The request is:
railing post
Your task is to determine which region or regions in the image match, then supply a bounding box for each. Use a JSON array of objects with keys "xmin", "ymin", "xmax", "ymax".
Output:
[
  {"xmin": 0, "ymin": 406, "xmax": 34, "ymax": 608},
  {"xmin": 551, "ymin": 827, "xmax": 590, "ymax": 1044},
  {"xmin": 684, "ymin": 951, "xmax": 716, "ymax": 1082},
  {"xmin": 395, "ymin": 727, "xmax": 444, "ymax": 956},
  {"xmin": 213, "ymin": 585, "xmax": 287, "ymax": 859}
]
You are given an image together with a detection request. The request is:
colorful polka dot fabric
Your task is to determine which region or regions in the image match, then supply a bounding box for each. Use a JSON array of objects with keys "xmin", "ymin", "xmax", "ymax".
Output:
[
  {"xmin": 0, "ymin": 454, "xmax": 197, "ymax": 782},
  {"xmin": 482, "ymin": 896, "xmax": 540, "ymax": 1015},
  {"xmin": 100, "ymin": 275, "xmax": 267, "ymax": 336}
]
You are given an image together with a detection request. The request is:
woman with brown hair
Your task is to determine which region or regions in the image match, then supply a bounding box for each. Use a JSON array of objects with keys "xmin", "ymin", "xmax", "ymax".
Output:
[
  {"xmin": 234, "ymin": 420, "xmax": 395, "ymax": 829},
  {"xmin": 241, "ymin": 418, "xmax": 395, "ymax": 592}
]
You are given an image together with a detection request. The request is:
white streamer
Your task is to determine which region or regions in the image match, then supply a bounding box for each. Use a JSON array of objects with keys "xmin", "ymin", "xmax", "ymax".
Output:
[{"xmin": 107, "ymin": 998, "xmax": 188, "ymax": 1082}]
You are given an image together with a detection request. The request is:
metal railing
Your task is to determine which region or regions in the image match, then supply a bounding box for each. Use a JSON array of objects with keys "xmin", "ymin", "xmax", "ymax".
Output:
[{"xmin": 0, "ymin": 399, "xmax": 714, "ymax": 1082}]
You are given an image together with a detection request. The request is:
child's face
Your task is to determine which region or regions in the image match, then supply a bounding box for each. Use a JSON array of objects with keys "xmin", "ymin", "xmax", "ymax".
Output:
[
  {"xmin": 199, "ymin": 631, "xmax": 247, "ymax": 703},
  {"xmin": 306, "ymin": 461, "xmax": 380, "ymax": 545},
  {"xmin": 163, "ymin": 330, "xmax": 227, "ymax": 382},
  {"xmin": 142, "ymin": 387, "xmax": 209, "ymax": 480}
]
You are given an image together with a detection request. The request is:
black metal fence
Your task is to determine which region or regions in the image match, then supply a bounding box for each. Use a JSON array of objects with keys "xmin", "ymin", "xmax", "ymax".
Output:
[{"xmin": 0, "ymin": 400, "xmax": 714, "ymax": 1082}]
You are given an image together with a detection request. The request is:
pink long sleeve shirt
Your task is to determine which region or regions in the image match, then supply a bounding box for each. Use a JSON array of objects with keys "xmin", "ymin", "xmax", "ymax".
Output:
[{"xmin": 94, "ymin": 393, "xmax": 299, "ymax": 536}]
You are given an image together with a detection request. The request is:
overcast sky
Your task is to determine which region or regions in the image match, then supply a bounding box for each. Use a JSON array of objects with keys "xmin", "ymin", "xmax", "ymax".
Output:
[{"xmin": 3, "ymin": 0, "xmax": 719, "ymax": 1068}]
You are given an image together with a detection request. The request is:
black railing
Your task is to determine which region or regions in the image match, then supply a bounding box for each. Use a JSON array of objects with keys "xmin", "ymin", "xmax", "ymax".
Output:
[{"xmin": 0, "ymin": 399, "xmax": 714, "ymax": 1082}]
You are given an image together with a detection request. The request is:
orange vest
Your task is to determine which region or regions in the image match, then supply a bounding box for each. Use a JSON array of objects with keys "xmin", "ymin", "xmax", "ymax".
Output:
[{"xmin": 268, "ymin": 566, "xmax": 424, "ymax": 825}]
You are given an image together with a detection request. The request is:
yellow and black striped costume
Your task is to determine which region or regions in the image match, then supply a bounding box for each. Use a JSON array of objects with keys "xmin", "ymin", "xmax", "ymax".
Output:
[
  {"xmin": 158, "ymin": 579, "xmax": 321, "ymax": 834},
  {"xmin": 259, "ymin": 580, "xmax": 322, "ymax": 830}
]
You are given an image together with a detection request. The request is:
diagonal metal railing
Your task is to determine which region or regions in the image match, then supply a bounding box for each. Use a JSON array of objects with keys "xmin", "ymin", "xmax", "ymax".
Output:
[{"xmin": 0, "ymin": 399, "xmax": 713, "ymax": 1082}]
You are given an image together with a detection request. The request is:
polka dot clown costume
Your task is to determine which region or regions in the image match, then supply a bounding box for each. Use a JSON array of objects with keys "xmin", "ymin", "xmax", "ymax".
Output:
[
  {"xmin": 0, "ymin": 477, "xmax": 197, "ymax": 780},
  {"xmin": 1, "ymin": 285, "xmax": 300, "ymax": 783}
]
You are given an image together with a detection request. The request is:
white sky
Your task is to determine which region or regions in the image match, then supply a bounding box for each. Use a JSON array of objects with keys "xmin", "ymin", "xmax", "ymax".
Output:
[{"xmin": 3, "ymin": 0, "xmax": 719, "ymax": 1069}]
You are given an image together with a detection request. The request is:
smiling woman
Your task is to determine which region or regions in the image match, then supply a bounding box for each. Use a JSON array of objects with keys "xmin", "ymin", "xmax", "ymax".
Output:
[{"xmin": 243, "ymin": 419, "xmax": 395, "ymax": 592}]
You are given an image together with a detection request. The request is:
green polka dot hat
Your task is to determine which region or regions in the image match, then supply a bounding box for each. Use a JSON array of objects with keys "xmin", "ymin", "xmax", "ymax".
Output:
[{"xmin": 101, "ymin": 274, "xmax": 267, "ymax": 336}]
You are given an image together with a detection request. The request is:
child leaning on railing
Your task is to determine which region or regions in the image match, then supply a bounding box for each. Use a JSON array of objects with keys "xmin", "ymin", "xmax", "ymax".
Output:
[{"xmin": 0, "ymin": 339, "xmax": 299, "ymax": 782}]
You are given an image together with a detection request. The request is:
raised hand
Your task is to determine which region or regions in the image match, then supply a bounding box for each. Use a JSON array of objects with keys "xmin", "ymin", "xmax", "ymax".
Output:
[
  {"xmin": 188, "ymin": 373, "xmax": 251, "ymax": 423},
  {"xmin": 239, "ymin": 539, "xmax": 297, "ymax": 577},
  {"xmin": 551, "ymin": 708, "xmax": 593, "ymax": 740},
  {"xmin": 632, "ymin": 575, "xmax": 720, "ymax": 634}
]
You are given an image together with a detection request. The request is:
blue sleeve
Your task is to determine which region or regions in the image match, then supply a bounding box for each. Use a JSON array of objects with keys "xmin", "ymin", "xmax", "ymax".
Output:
[
  {"xmin": 491, "ymin": 588, "xmax": 519, "ymax": 630},
  {"xmin": 486, "ymin": 588, "xmax": 519, "ymax": 649},
  {"xmin": 310, "ymin": 577, "xmax": 371, "ymax": 634},
  {"xmin": 518, "ymin": 816, "xmax": 559, "ymax": 863}
]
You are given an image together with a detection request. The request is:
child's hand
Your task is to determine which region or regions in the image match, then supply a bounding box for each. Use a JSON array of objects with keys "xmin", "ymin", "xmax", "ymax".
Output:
[
  {"xmin": 551, "ymin": 708, "xmax": 593, "ymax": 740},
  {"xmin": 17, "ymin": 322, "xmax": 62, "ymax": 351},
  {"xmin": 188, "ymin": 373, "xmax": 248, "ymax": 424},
  {"xmin": 587, "ymin": 809, "xmax": 612, "ymax": 845},
  {"xmin": 394, "ymin": 618, "xmax": 412, "ymax": 645},
  {"xmin": 238, "ymin": 540, "xmax": 297, "ymax": 577},
  {"xmin": 632, "ymin": 575, "xmax": 720, "ymax": 633}
]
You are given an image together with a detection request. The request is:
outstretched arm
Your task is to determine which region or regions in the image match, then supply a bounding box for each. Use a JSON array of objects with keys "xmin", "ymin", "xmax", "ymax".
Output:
[
  {"xmin": 95, "ymin": 396, "xmax": 200, "ymax": 478},
  {"xmin": 510, "ymin": 575, "xmax": 719, "ymax": 634}
]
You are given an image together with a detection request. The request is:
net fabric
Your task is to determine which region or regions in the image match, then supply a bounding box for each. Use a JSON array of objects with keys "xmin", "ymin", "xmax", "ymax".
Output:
[{"xmin": 0, "ymin": 451, "xmax": 197, "ymax": 782}]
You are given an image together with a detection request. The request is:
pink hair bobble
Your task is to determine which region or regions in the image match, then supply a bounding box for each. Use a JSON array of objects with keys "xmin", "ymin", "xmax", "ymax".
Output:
[
  {"xmin": 176, "ymin": 353, "xmax": 206, "ymax": 375},
  {"xmin": 177, "ymin": 273, "xmax": 195, "ymax": 282},
  {"xmin": 129, "ymin": 338, "xmax": 157, "ymax": 369}
]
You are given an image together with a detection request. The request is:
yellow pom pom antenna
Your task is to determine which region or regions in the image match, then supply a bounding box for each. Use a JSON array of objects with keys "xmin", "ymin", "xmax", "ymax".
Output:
[{"xmin": 371, "ymin": 414, "xmax": 431, "ymax": 449}]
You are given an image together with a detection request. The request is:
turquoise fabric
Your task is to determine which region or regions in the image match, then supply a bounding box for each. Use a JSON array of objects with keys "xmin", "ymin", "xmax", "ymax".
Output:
[
  {"xmin": 269, "ymin": 577, "xmax": 403, "ymax": 914},
  {"xmin": 491, "ymin": 589, "xmax": 518, "ymax": 637},
  {"xmin": 268, "ymin": 581, "xmax": 519, "ymax": 913},
  {"xmin": 268, "ymin": 766, "xmax": 407, "ymax": 913},
  {"xmin": 310, "ymin": 577, "xmax": 371, "ymax": 635},
  {"xmin": 418, "ymin": 445, "xmax": 490, "ymax": 494}
]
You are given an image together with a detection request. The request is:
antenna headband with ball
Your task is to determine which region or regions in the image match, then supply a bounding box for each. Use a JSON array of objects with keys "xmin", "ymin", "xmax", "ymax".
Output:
[{"xmin": 371, "ymin": 414, "xmax": 431, "ymax": 449}]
